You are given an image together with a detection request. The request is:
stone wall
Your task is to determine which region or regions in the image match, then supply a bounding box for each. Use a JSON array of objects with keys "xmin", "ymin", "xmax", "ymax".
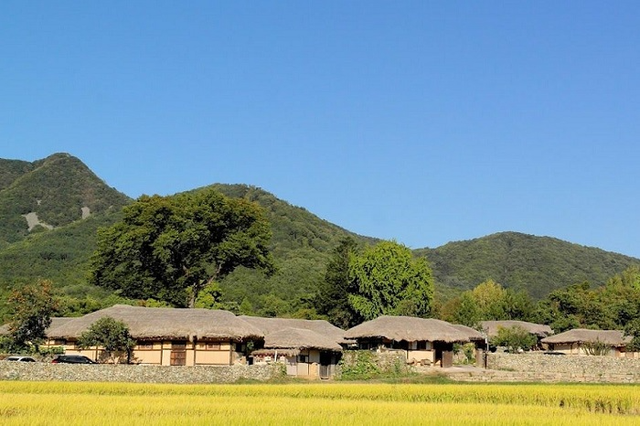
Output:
[
  {"xmin": 0, "ymin": 362, "xmax": 283, "ymax": 384},
  {"xmin": 446, "ymin": 352, "xmax": 640, "ymax": 383}
]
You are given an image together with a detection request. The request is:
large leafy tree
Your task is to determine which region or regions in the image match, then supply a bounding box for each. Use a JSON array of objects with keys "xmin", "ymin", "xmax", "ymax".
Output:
[
  {"xmin": 90, "ymin": 188, "xmax": 274, "ymax": 307},
  {"xmin": 347, "ymin": 240, "xmax": 434, "ymax": 321},
  {"xmin": 6, "ymin": 279, "xmax": 57, "ymax": 351},
  {"xmin": 77, "ymin": 316, "xmax": 135, "ymax": 363},
  {"xmin": 315, "ymin": 237, "xmax": 362, "ymax": 328}
]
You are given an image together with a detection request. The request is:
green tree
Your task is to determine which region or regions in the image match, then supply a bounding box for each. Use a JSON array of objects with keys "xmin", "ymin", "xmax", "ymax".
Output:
[
  {"xmin": 315, "ymin": 237, "xmax": 362, "ymax": 328},
  {"xmin": 490, "ymin": 325, "xmax": 537, "ymax": 353},
  {"xmin": 472, "ymin": 279, "xmax": 507, "ymax": 320},
  {"xmin": 90, "ymin": 188, "xmax": 275, "ymax": 308},
  {"xmin": 77, "ymin": 316, "xmax": 136, "ymax": 363},
  {"xmin": 442, "ymin": 291, "xmax": 481, "ymax": 327},
  {"xmin": 347, "ymin": 241, "xmax": 434, "ymax": 321},
  {"xmin": 6, "ymin": 279, "xmax": 57, "ymax": 352}
]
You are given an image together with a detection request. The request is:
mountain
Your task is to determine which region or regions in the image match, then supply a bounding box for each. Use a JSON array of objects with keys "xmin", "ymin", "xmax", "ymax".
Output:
[
  {"xmin": 1, "ymin": 153, "xmax": 639, "ymax": 317},
  {"xmin": 417, "ymin": 232, "xmax": 640, "ymax": 299},
  {"xmin": 0, "ymin": 153, "xmax": 131, "ymax": 248}
]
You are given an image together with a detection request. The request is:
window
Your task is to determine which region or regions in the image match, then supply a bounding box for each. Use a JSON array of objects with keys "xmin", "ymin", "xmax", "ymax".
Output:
[
  {"xmin": 205, "ymin": 342, "xmax": 221, "ymax": 350},
  {"xmin": 298, "ymin": 354, "xmax": 309, "ymax": 363},
  {"xmin": 417, "ymin": 341, "xmax": 427, "ymax": 350},
  {"xmin": 172, "ymin": 341, "xmax": 187, "ymax": 350},
  {"xmin": 137, "ymin": 342, "xmax": 154, "ymax": 350},
  {"xmin": 53, "ymin": 339, "xmax": 66, "ymax": 346}
]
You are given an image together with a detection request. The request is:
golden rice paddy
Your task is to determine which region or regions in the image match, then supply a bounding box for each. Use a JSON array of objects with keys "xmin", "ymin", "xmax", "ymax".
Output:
[{"xmin": 1, "ymin": 381, "xmax": 639, "ymax": 425}]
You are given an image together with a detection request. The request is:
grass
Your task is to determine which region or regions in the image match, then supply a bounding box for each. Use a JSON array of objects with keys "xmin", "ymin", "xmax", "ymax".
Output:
[{"xmin": 1, "ymin": 381, "xmax": 639, "ymax": 425}]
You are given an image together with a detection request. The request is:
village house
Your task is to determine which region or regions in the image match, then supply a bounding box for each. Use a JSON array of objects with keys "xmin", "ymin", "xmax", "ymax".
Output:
[
  {"xmin": 44, "ymin": 305, "xmax": 263, "ymax": 365},
  {"xmin": 240, "ymin": 316, "xmax": 347, "ymax": 379},
  {"xmin": 344, "ymin": 316, "xmax": 473, "ymax": 368},
  {"xmin": 541, "ymin": 329, "xmax": 633, "ymax": 357}
]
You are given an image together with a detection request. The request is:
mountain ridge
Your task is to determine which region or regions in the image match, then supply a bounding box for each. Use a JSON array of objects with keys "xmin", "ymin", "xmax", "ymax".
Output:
[{"xmin": 1, "ymin": 153, "xmax": 638, "ymax": 316}]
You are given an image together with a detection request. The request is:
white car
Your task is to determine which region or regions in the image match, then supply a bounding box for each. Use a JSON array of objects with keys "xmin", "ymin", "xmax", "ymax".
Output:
[{"xmin": 5, "ymin": 356, "xmax": 37, "ymax": 362}]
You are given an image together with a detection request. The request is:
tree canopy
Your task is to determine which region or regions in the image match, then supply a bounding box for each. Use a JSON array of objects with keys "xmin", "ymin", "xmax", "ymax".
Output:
[
  {"xmin": 77, "ymin": 316, "xmax": 135, "ymax": 363},
  {"xmin": 347, "ymin": 240, "xmax": 434, "ymax": 321},
  {"xmin": 315, "ymin": 237, "xmax": 362, "ymax": 328},
  {"xmin": 90, "ymin": 188, "xmax": 275, "ymax": 307},
  {"xmin": 5, "ymin": 279, "xmax": 57, "ymax": 351}
]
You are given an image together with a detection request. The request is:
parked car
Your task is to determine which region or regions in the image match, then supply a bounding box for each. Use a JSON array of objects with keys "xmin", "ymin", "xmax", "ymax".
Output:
[
  {"xmin": 5, "ymin": 356, "xmax": 37, "ymax": 362},
  {"xmin": 51, "ymin": 355, "xmax": 97, "ymax": 364}
]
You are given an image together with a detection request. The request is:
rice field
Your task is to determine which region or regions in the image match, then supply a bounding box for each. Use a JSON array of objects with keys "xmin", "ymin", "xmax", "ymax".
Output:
[{"xmin": 1, "ymin": 381, "xmax": 639, "ymax": 425}]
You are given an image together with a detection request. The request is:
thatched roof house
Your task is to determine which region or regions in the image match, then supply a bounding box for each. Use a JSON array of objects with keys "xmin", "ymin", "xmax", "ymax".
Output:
[
  {"xmin": 345, "ymin": 316, "xmax": 471, "ymax": 343},
  {"xmin": 263, "ymin": 328, "xmax": 342, "ymax": 352},
  {"xmin": 481, "ymin": 320, "xmax": 553, "ymax": 338},
  {"xmin": 541, "ymin": 329, "xmax": 631, "ymax": 347},
  {"xmin": 240, "ymin": 316, "xmax": 346, "ymax": 352},
  {"xmin": 47, "ymin": 305, "xmax": 263, "ymax": 342}
]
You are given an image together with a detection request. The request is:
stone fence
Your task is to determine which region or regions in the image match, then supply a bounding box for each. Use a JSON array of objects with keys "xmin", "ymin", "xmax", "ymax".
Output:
[
  {"xmin": 444, "ymin": 352, "xmax": 640, "ymax": 383},
  {"xmin": 0, "ymin": 362, "xmax": 283, "ymax": 384}
]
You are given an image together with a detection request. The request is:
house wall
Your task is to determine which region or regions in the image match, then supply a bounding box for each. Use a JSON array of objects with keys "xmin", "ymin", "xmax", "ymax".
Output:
[
  {"xmin": 44, "ymin": 339, "xmax": 237, "ymax": 366},
  {"xmin": 549, "ymin": 342, "xmax": 624, "ymax": 357}
]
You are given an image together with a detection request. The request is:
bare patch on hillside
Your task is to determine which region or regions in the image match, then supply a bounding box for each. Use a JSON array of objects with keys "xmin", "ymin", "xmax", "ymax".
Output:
[
  {"xmin": 81, "ymin": 206, "xmax": 91, "ymax": 219},
  {"xmin": 22, "ymin": 212, "xmax": 54, "ymax": 232}
]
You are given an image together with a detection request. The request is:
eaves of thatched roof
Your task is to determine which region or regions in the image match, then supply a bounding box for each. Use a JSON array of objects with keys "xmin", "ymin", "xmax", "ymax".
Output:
[
  {"xmin": 451, "ymin": 324, "xmax": 485, "ymax": 342},
  {"xmin": 480, "ymin": 320, "xmax": 553, "ymax": 338},
  {"xmin": 541, "ymin": 329, "xmax": 631, "ymax": 347},
  {"xmin": 345, "ymin": 316, "xmax": 471, "ymax": 344},
  {"xmin": 47, "ymin": 305, "xmax": 263, "ymax": 341}
]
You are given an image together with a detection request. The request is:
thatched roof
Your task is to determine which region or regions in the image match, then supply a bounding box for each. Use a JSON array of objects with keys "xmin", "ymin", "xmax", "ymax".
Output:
[
  {"xmin": 240, "ymin": 316, "xmax": 347, "ymax": 352},
  {"xmin": 47, "ymin": 305, "xmax": 263, "ymax": 341},
  {"xmin": 241, "ymin": 316, "xmax": 349, "ymax": 345},
  {"xmin": 264, "ymin": 327, "xmax": 343, "ymax": 352},
  {"xmin": 451, "ymin": 324, "xmax": 485, "ymax": 342},
  {"xmin": 541, "ymin": 329, "xmax": 632, "ymax": 347},
  {"xmin": 344, "ymin": 316, "xmax": 471, "ymax": 343},
  {"xmin": 0, "ymin": 317, "xmax": 75, "ymax": 336},
  {"xmin": 481, "ymin": 320, "xmax": 553, "ymax": 338}
]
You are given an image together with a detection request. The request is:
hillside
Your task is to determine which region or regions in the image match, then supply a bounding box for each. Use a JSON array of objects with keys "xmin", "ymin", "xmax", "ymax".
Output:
[
  {"xmin": 1, "ymin": 153, "xmax": 639, "ymax": 316},
  {"xmin": 0, "ymin": 153, "xmax": 131, "ymax": 248},
  {"xmin": 417, "ymin": 232, "xmax": 640, "ymax": 299}
]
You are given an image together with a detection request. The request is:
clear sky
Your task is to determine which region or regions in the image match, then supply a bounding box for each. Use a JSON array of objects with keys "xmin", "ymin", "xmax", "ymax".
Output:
[{"xmin": 2, "ymin": 2, "xmax": 639, "ymax": 257}]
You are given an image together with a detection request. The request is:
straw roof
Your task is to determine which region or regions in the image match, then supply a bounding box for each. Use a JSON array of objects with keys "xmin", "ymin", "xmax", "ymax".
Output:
[
  {"xmin": 344, "ymin": 316, "xmax": 471, "ymax": 343},
  {"xmin": 0, "ymin": 317, "xmax": 75, "ymax": 336},
  {"xmin": 241, "ymin": 316, "xmax": 349, "ymax": 345},
  {"xmin": 480, "ymin": 320, "xmax": 553, "ymax": 338},
  {"xmin": 264, "ymin": 327, "xmax": 343, "ymax": 352},
  {"xmin": 240, "ymin": 316, "xmax": 347, "ymax": 352},
  {"xmin": 451, "ymin": 324, "xmax": 485, "ymax": 342},
  {"xmin": 541, "ymin": 329, "xmax": 632, "ymax": 347},
  {"xmin": 47, "ymin": 305, "xmax": 263, "ymax": 341}
]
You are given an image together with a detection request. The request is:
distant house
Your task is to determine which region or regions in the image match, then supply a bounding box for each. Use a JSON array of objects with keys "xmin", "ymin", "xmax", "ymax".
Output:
[
  {"xmin": 344, "ymin": 316, "xmax": 472, "ymax": 368},
  {"xmin": 45, "ymin": 305, "xmax": 263, "ymax": 365},
  {"xmin": 541, "ymin": 329, "xmax": 632, "ymax": 357},
  {"xmin": 240, "ymin": 316, "xmax": 347, "ymax": 379}
]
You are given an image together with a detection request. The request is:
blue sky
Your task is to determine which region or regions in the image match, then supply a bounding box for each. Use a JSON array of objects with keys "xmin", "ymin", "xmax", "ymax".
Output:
[{"xmin": 2, "ymin": 2, "xmax": 639, "ymax": 257}]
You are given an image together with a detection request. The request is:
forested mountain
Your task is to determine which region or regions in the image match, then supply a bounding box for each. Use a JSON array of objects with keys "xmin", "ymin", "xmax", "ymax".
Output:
[
  {"xmin": 0, "ymin": 153, "xmax": 131, "ymax": 248},
  {"xmin": 418, "ymin": 232, "xmax": 640, "ymax": 300},
  {"xmin": 1, "ymin": 153, "xmax": 639, "ymax": 319}
]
